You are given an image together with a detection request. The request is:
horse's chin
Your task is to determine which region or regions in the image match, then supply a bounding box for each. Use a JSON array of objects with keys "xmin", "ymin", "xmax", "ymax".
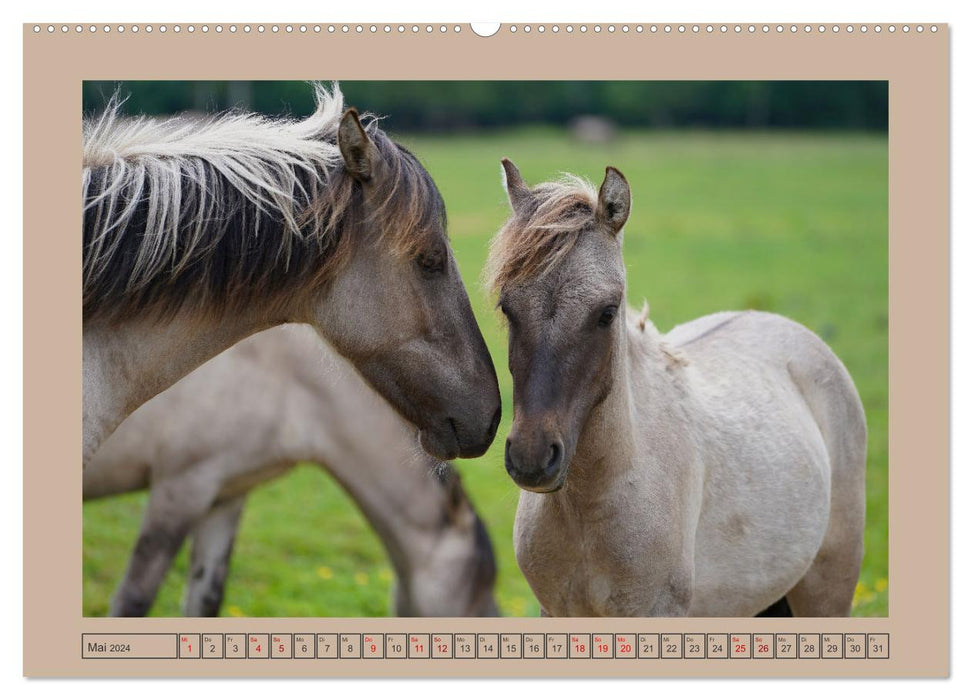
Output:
[
  {"xmin": 417, "ymin": 426, "xmax": 460, "ymax": 462},
  {"xmin": 514, "ymin": 470, "xmax": 569, "ymax": 494}
]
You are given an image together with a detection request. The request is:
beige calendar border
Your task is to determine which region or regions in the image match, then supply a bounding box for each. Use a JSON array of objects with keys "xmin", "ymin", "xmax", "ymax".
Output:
[{"xmin": 23, "ymin": 23, "xmax": 948, "ymax": 678}]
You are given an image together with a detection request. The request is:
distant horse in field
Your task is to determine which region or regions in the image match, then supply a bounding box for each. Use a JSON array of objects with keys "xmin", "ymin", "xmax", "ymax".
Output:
[
  {"xmin": 488, "ymin": 159, "xmax": 866, "ymax": 617},
  {"xmin": 85, "ymin": 324, "xmax": 498, "ymax": 617},
  {"xmin": 82, "ymin": 83, "xmax": 500, "ymax": 464}
]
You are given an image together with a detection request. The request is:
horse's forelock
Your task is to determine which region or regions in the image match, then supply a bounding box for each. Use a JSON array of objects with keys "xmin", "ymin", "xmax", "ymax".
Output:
[
  {"xmin": 364, "ymin": 135, "xmax": 447, "ymax": 257},
  {"xmin": 485, "ymin": 176, "xmax": 598, "ymax": 294}
]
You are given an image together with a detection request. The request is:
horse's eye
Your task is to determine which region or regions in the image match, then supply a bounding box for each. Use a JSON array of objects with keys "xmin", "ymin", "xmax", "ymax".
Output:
[
  {"xmin": 417, "ymin": 249, "xmax": 445, "ymax": 277},
  {"xmin": 598, "ymin": 305, "xmax": 618, "ymax": 327},
  {"xmin": 499, "ymin": 303, "xmax": 516, "ymax": 324}
]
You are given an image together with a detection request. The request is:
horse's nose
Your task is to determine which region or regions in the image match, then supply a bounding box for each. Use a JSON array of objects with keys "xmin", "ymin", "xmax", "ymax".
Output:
[{"xmin": 505, "ymin": 433, "xmax": 565, "ymax": 491}]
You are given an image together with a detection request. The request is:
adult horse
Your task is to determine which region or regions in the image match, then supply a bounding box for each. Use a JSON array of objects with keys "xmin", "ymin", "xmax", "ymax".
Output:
[
  {"xmin": 82, "ymin": 84, "xmax": 500, "ymax": 464},
  {"xmin": 85, "ymin": 325, "xmax": 497, "ymax": 617},
  {"xmin": 488, "ymin": 160, "xmax": 866, "ymax": 617}
]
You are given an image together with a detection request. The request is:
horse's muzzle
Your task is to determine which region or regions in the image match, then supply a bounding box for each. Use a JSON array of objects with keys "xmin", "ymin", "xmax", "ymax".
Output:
[{"xmin": 504, "ymin": 432, "xmax": 568, "ymax": 492}]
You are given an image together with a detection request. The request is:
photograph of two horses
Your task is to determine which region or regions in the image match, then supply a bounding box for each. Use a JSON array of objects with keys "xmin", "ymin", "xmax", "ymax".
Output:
[{"xmin": 82, "ymin": 80, "xmax": 888, "ymax": 618}]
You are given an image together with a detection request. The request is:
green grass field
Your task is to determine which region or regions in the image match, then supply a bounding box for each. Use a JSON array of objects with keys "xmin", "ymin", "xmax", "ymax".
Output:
[{"xmin": 83, "ymin": 128, "xmax": 888, "ymax": 617}]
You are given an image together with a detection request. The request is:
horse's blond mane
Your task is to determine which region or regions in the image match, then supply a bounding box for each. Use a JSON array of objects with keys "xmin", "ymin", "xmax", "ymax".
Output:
[
  {"xmin": 82, "ymin": 82, "xmax": 443, "ymax": 325},
  {"xmin": 484, "ymin": 174, "xmax": 598, "ymax": 294}
]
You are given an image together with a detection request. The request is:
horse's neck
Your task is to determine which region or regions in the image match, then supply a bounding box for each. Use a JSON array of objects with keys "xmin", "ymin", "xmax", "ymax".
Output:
[
  {"xmin": 556, "ymin": 323, "xmax": 689, "ymax": 510},
  {"xmin": 82, "ymin": 313, "xmax": 274, "ymax": 465},
  {"xmin": 259, "ymin": 330, "xmax": 447, "ymax": 579},
  {"xmin": 309, "ymin": 427, "xmax": 451, "ymax": 584}
]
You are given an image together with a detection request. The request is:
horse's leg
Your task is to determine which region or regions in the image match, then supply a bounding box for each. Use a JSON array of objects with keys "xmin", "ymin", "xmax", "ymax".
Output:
[
  {"xmin": 784, "ymin": 358, "xmax": 867, "ymax": 617},
  {"xmin": 183, "ymin": 495, "xmax": 247, "ymax": 617},
  {"xmin": 784, "ymin": 512, "xmax": 863, "ymax": 618},
  {"xmin": 109, "ymin": 473, "xmax": 220, "ymax": 617}
]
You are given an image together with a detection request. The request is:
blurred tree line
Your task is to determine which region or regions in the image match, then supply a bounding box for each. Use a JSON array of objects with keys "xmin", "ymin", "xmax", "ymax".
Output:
[{"xmin": 83, "ymin": 80, "xmax": 887, "ymax": 131}]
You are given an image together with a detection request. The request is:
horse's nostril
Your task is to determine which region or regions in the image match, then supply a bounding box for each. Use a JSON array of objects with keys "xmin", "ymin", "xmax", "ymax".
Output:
[{"xmin": 546, "ymin": 442, "xmax": 561, "ymax": 471}]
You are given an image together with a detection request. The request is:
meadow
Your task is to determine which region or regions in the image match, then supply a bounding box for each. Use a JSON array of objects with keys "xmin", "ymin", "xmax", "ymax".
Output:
[{"xmin": 83, "ymin": 128, "xmax": 888, "ymax": 617}]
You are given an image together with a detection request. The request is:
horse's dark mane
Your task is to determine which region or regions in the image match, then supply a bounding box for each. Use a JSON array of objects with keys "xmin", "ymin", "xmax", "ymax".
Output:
[{"xmin": 82, "ymin": 85, "xmax": 444, "ymax": 326}]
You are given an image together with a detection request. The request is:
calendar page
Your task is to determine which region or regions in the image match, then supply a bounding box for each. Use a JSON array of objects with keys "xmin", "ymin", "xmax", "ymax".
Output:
[{"xmin": 23, "ymin": 22, "xmax": 947, "ymax": 678}]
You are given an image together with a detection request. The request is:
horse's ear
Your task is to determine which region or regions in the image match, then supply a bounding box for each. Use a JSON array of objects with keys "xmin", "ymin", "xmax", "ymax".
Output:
[
  {"xmin": 338, "ymin": 109, "xmax": 375, "ymax": 181},
  {"xmin": 597, "ymin": 166, "xmax": 631, "ymax": 235},
  {"xmin": 501, "ymin": 158, "xmax": 532, "ymax": 213}
]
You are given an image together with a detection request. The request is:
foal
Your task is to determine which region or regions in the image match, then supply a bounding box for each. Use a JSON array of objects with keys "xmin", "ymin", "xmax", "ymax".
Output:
[
  {"xmin": 85, "ymin": 325, "xmax": 497, "ymax": 617},
  {"xmin": 488, "ymin": 160, "xmax": 867, "ymax": 617},
  {"xmin": 82, "ymin": 84, "xmax": 499, "ymax": 464}
]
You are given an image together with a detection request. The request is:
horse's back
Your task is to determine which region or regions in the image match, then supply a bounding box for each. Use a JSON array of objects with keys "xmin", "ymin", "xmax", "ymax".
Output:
[
  {"xmin": 667, "ymin": 311, "xmax": 866, "ymax": 456},
  {"xmin": 664, "ymin": 311, "xmax": 866, "ymax": 615}
]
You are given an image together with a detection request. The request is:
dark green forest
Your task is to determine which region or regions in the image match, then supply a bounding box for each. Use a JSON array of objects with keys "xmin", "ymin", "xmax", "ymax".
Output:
[{"xmin": 83, "ymin": 80, "xmax": 887, "ymax": 132}]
